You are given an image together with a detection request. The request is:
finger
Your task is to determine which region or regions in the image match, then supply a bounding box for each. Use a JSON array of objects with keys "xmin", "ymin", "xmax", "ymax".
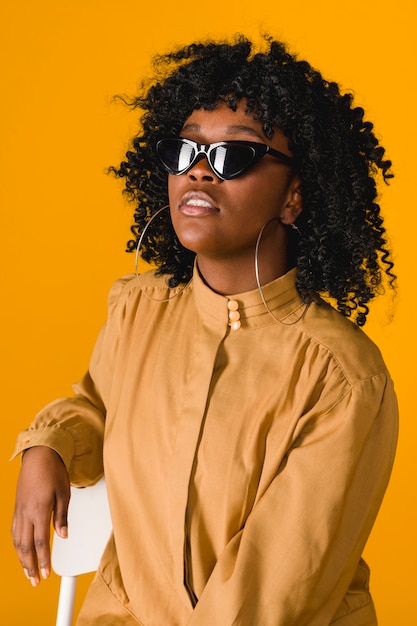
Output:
[
  {"xmin": 33, "ymin": 522, "xmax": 52, "ymax": 581},
  {"xmin": 23, "ymin": 568, "xmax": 39, "ymax": 587},
  {"xmin": 14, "ymin": 524, "xmax": 41, "ymax": 586},
  {"xmin": 53, "ymin": 487, "xmax": 70, "ymax": 539},
  {"xmin": 11, "ymin": 514, "xmax": 32, "ymax": 583}
]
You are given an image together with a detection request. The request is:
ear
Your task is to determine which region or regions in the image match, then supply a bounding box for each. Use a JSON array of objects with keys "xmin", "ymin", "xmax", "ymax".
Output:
[{"xmin": 280, "ymin": 177, "xmax": 303, "ymax": 225}]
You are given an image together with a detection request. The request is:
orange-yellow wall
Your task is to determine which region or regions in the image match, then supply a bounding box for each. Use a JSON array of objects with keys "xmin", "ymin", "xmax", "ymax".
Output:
[{"xmin": 1, "ymin": 1, "xmax": 415, "ymax": 623}]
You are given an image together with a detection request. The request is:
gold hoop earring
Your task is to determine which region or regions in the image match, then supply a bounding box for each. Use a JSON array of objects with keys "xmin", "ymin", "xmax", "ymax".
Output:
[
  {"xmin": 135, "ymin": 205, "xmax": 170, "ymax": 277},
  {"xmin": 135, "ymin": 205, "xmax": 192, "ymax": 302},
  {"xmin": 254, "ymin": 218, "xmax": 308, "ymax": 325}
]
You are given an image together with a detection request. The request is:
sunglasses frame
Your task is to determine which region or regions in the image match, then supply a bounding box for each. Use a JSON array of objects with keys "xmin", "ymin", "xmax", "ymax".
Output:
[{"xmin": 156, "ymin": 137, "xmax": 295, "ymax": 181}]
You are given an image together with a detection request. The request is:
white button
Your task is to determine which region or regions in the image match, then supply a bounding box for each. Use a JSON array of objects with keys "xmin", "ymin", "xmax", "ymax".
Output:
[
  {"xmin": 227, "ymin": 300, "xmax": 239, "ymax": 311},
  {"xmin": 227, "ymin": 300, "xmax": 241, "ymax": 330}
]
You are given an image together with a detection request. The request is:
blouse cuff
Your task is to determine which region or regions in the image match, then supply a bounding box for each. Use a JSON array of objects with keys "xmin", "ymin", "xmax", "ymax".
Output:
[{"xmin": 10, "ymin": 426, "xmax": 75, "ymax": 471}]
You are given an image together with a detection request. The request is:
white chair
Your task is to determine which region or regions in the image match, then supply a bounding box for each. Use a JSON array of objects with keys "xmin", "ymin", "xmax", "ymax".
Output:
[{"xmin": 51, "ymin": 476, "xmax": 112, "ymax": 626}]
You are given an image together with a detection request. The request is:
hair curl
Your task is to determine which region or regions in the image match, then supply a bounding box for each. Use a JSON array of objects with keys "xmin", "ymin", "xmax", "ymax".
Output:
[{"xmin": 112, "ymin": 34, "xmax": 395, "ymax": 326}]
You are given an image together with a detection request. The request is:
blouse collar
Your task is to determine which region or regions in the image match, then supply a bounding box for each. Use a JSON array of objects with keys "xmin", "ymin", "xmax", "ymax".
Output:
[{"xmin": 192, "ymin": 263, "xmax": 306, "ymax": 332}]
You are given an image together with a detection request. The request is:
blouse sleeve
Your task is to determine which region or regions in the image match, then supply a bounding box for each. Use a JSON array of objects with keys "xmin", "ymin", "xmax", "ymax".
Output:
[
  {"xmin": 188, "ymin": 371, "xmax": 398, "ymax": 626},
  {"xmin": 10, "ymin": 275, "xmax": 133, "ymax": 487}
]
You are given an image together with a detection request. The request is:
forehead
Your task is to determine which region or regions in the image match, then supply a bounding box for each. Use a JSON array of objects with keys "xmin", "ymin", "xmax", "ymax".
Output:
[
  {"xmin": 182, "ymin": 102, "xmax": 264, "ymax": 137},
  {"xmin": 181, "ymin": 102, "xmax": 290, "ymax": 152}
]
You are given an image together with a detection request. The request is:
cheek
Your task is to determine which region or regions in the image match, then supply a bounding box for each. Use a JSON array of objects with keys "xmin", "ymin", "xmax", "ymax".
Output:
[
  {"xmin": 237, "ymin": 166, "xmax": 292, "ymax": 201},
  {"xmin": 233, "ymin": 182, "xmax": 285, "ymax": 220}
]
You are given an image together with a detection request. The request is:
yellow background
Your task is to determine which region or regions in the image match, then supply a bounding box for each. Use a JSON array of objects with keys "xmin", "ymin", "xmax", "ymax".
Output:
[{"xmin": 1, "ymin": 1, "xmax": 415, "ymax": 623}]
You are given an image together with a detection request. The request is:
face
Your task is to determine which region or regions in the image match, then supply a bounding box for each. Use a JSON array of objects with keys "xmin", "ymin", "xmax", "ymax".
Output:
[{"xmin": 167, "ymin": 101, "xmax": 302, "ymax": 277}]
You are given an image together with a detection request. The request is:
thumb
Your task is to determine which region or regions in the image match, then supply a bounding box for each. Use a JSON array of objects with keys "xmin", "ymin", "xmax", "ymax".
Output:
[{"xmin": 53, "ymin": 491, "xmax": 70, "ymax": 539}]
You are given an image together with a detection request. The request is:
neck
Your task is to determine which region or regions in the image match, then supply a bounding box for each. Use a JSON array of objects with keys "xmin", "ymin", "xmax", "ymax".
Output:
[{"xmin": 196, "ymin": 252, "xmax": 289, "ymax": 296}]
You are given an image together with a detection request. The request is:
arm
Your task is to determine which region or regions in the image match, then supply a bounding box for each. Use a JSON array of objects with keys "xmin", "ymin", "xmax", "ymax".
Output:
[
  {"xmin": 188, "ymin": 373, "xmax": 398, "ymax": 625},
  {"xmin": 12, "ymin": 446, "xmax": 70, "ymax": 587},
  {"xmin": 10, "ymin": 375, "xmax": 106, "ymax": 587},
  {"xmin": 10, "ymin": 275, "xmax": 132, "ymax": 585},
  {"xmin": 11, "ymin": 378, "xmax": 106, "ymax": 487}
]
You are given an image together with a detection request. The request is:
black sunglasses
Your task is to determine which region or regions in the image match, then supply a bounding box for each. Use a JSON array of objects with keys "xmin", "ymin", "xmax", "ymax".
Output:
[{"xmin": 156, "ymin": 137, "xmax": 295, "ymax": 181}]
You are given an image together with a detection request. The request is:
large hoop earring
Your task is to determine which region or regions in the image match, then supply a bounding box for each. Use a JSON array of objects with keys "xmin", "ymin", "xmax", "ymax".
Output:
[
  {"xmin": 254, "ymin": 218, "xmax": 308, "ymax": 325},
  {"xmin": 135, "ymin": 205, "xmax": 169, "ymax": 277},
  {"xmin": 135, "ymin": 204, "xmax": 191, "ymax": 302}
]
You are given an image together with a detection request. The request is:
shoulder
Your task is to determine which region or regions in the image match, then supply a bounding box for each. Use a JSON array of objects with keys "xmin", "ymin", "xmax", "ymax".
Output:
[
  {"xmin": 105, "ymin": 269, "xmax": 191, "ymax": 315},
  {"xmin": 106, "ymin": 269, "xmax": 169, "ymax": 303},
  {"xmin": 299, "ymin": 300, "xmax": 389, "ymax": 386}
]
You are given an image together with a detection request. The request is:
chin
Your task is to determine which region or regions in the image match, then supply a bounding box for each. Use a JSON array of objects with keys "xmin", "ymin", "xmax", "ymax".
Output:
[{"xmin": 174, "ymin": 226, "xmax": 220, "ymax": 255}]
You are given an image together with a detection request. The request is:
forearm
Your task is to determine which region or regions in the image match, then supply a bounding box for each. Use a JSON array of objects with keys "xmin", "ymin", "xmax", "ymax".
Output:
[{"xmin": 11, "ymin": 388, "xmax": 105, "ymax": 486}]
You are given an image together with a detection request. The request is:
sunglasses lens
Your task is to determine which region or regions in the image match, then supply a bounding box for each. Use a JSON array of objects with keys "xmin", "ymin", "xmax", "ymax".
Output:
[
  {"xmin": 210, "ymin": 144, "xmax": 256, "ymax": 179},
  {"xmin": 157, "ymin": 139, "xmax": 196, "ymax": 173},
  {"xmin": 157, "ymin": 139, "xmax": 259, "ymax": 179}
]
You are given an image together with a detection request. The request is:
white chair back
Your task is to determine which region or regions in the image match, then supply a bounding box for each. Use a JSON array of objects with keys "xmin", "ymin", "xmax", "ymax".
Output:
[{"xmin": 52, "ymin": 476, "xmax": 112, "ymax": 626}]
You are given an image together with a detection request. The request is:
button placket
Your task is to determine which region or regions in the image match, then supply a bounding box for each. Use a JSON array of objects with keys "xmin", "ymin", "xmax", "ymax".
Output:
[{"xmin": 227, "ymin": 299, "xmax": 241, "ymax": 331}]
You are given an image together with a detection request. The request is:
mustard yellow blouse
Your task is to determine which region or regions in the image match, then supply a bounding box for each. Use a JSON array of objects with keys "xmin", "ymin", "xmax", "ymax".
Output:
[{"xmin": 13, "ymin": 267, "xmax": 398, "ymax": 625}]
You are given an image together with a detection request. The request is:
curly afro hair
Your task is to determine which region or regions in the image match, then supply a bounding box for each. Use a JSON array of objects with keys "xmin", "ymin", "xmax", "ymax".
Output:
[{"xmin": 112, "ymin": 34, "xmax": 395, "ymax": 326}]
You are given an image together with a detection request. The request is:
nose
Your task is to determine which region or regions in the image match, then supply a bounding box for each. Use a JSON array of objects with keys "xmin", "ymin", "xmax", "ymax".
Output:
[{"xmin": 187, "ymin": 156, "xmax": 222, "ymax": 183}]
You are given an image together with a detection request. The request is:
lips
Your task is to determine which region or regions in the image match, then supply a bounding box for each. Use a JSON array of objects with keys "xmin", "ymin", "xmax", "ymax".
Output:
[{"xmin": 179, "ymin": 191, "xmax": 219, "ymax": 216}]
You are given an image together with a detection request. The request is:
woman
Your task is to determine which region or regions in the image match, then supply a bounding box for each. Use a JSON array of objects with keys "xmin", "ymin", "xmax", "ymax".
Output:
[{"xmin": 11, "ymin": 35, "xmax": 398, "ymax": 625}]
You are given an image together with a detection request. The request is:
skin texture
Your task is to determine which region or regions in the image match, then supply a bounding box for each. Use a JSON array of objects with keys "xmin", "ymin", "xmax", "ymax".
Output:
[
  {"xmin": 11, "ymin": 446, "xmax": 70, "ymax": 586},
  {"xmin": 11, "ymin": 103, "xmax": 301, "ymax": 585},
  {"xmin": 168, "ymin": 102, "xmax": 303, "ymax": 294},
  {"xmin": 115, "ymin": 37, "xmax": 395, "ymax": 325}
]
